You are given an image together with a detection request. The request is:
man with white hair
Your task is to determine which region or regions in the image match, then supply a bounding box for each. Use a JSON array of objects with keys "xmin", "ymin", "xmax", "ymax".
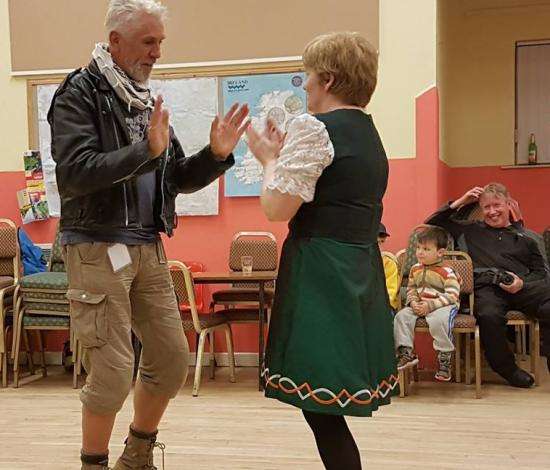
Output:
[{"xmin": 48, "ymin": 1, "xmax": 249, "ymax": 468}]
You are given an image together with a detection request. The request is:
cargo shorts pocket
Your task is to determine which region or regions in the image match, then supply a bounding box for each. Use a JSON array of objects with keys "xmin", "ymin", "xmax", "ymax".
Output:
[{"xmin": 67, "ymin": 288, "xmax": 108, "ymax": 348}]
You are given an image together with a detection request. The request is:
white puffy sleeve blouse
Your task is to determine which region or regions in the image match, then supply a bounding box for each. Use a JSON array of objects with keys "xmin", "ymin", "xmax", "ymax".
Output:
[{"xmin": 264, "ymin": 114, "xmax": 335, "ymax": 203}]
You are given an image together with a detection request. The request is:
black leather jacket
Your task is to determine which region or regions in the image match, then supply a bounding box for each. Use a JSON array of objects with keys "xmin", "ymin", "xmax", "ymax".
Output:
[{"xmin": 48, "ymin": 60, "xmax": 234, "ymax": 237}]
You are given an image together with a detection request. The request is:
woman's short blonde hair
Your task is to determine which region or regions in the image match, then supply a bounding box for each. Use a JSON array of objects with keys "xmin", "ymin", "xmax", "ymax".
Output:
[{"xmin": 302, "ymin": 32, "xmax": 378, "ymax": 108}]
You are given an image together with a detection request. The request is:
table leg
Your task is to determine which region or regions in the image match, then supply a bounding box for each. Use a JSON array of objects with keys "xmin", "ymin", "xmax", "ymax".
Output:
[{"xmin": 258, "ymin": 281, "xmax": 265, "ymax": 391}]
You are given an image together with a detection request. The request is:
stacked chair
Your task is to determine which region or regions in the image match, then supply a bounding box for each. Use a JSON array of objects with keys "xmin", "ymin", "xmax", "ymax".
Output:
[
  {"xmin": 12, "ymin": 229, "xmax": 82, "ymax": 388},
  {"xmin": 0, "ymin": 219, "xmax": 21, "ymax": 387}
]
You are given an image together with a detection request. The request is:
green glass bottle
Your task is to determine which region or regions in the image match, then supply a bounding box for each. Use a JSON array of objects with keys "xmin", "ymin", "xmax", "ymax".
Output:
[{"xmin": 528, "ymin": 133, "xmax": 538, "ymax": 165}]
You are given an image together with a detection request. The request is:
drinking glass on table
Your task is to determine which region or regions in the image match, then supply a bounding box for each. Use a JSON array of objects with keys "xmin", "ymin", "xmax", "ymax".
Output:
[{"xmin": 241, "ymin": 255, "xmax": 253, "ymax": 275}]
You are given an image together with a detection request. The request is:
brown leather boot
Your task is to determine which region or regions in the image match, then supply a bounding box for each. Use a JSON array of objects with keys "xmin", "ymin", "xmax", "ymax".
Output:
[
  {"xmin": 112, "ymin": 426, "xmax": 165, "ymax": 470},
  {"xmin": 80, "ymin": 452, "xmax": 110, "ymax": 470},
  {"xmin": 81, "ymin": 464, "xmax": 110, "ymax": 470}
]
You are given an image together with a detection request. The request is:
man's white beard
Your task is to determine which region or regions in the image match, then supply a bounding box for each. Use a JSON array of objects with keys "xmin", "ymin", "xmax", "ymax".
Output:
[{"xmin": 127, "ymin": 64, "xmax": 150, "ymax": 85}]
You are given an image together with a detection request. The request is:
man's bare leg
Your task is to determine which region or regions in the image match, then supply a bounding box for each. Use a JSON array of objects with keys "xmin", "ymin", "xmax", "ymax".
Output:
[
  {"xmin": 81, "ymin": 406, "xmax": 116, "ymax": 467},
  {"xmin": 131, "ymin": 379, "xmax": 170, "ymax": 432}
]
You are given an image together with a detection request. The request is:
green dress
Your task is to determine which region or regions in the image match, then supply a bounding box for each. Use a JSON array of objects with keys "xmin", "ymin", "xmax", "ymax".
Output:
[{"xmin": 262, "ymin": 109, "xmax": 398, "ymax": 417}]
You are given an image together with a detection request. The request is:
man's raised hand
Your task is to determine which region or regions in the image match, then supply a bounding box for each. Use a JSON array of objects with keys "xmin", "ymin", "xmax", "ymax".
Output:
[
  {"xmin": 148, "ymin": 95, "xmax": 170, "ymax": 159},
  {"xmin": 210, "ymin": 103, "xmax": 250, "ymax": 160}
]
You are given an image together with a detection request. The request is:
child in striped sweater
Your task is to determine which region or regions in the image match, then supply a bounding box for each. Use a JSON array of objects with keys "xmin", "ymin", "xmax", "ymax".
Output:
[{"xmin": 394, "ymin": 227, "xmax": 461, "ymax": 381}]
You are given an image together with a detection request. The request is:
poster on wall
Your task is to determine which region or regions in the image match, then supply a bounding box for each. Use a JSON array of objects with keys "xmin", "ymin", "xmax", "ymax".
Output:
[
  {"xmin": 17, "ymin": 150, "xmax": 50, "ymax": 224},
  {"xmin": 150, "ymin": 77, "xmax": 220, "ymax": 216},
  {"xmin": 222, "ymin": 72, "xmax": 307, "ymax": 197},
  {"xmin": 16, "ymin": 188, "xmax": 49, "ymax": 224},
  {"xmin": 36, "ymin": 77, "xmax": 220, "ymax": 217},
  {"xmin": 37, "ymin": 84, "xmax": 61, "ymax": 217}
]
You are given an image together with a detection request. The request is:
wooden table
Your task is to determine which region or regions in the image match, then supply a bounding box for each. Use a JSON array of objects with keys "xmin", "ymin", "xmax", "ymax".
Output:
[{"xmin": 192, "ymin": 270, "xmax": 277, "ymax": 390}]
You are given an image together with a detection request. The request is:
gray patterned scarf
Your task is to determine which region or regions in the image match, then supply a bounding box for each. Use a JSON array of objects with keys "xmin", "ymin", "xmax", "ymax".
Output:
[{"xmin": 92, "ymin": 43, "xmax": 153, "ymax": 112}]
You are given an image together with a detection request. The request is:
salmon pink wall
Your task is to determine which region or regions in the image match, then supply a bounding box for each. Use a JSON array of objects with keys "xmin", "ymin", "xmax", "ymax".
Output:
[
  {"xmin": 0, "ymin": 171, "xmax": 58, "ymax": 243},
  {"xmin": 446, "ymin": 166, "xmax": 550, "ymax": 233},
  {"xmin": 401, "ymin": 86, "xmax": 447, "ymax": 368},
  {"xmin": 381, "ymin": 87, "xmax": 451, "ymax": 254}
]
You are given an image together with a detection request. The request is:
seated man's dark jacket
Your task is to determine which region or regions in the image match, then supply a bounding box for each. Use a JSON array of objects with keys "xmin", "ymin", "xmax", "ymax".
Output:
[
  {"xmin": 426, "ymin": 203, "xmax": 547, "ymax": 288},
  {"xmin": 48, "ymin": 60, "xmax": 233, "ymax": 237}
]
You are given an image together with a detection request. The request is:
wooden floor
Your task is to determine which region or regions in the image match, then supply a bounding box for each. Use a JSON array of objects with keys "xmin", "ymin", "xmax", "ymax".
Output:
[{"xmin": 0, "ymin": 362, "xmax": 549, "ymax": 470}]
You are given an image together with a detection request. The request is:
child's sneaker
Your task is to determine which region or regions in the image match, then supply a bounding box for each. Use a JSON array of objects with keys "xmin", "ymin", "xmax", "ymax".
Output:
[
  {"xmin": 435, "ymin": 351, "xmax": 452, "ymax": 381},
  {"xmin": 396, "ymin": 346, "xmax": 418, "ymax": 369}
]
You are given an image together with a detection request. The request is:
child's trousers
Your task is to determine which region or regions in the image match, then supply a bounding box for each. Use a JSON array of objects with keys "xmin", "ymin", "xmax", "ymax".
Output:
[{"xmin": 394, "ymin": 305, "xmax": 457, "ymax": 352}]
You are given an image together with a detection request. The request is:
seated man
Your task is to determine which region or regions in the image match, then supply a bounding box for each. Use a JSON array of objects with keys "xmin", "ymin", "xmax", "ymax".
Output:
[{"xmin": 426, "ymin": 182, "xmax": 550, "ymax": 388}]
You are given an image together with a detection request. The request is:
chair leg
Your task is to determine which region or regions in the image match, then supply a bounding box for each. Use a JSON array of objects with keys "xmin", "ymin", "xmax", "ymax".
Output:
[
  {"xmin": 3, "ymin": 325, "xmax": 12, "ymax": 387},
  {"xmin": 72, "ymin": 348, "xmax": 78, "ymax": 389},
  {"xmin": 37, "ymin": 331, "xmax": 47, "ymax": 377},
  {"xmin": 193, "ymin": 331, "xmax": 207, "ymax": 397},
  {"xmin": 474, "ymin": 327, "xmax": 482, "ymax": 399},
  {"xmin": 69, "ymin": 328, "xmax": 74, "ymax": 357},
  {"xmin": 209, "ymin": 331, "xmax": 215, "ymax": 380},
  {"xmin": 0, "ymin": 328, "xmax": 4, "ymax": 387},
  {"xmin": 22, "ymin": 329, "xmax": 35, "ymax": 375},
  {"xmin": 224, "ymin": 326, "xmax": 236, "ymax": 383},
  {"xmin": 1, "ymin": 352, "xmax": 6, "ymax": 388},
  {"xmin": 465, "ymin": 334, "xmax": 471, "ymax": 385},
  {"xmin": 412, "ymin": 361, "xmax": 419, "ymax": 382},
  {"xmin": 398, "ymin": 368, "xmax": 407, "ymax": 397},
  {"xmin": 532, "ymin": 321, "xmax": 540, "ymax": 386},
  {"xmin": 398, "ymin": 360, "xmax": 418, "ymax": 397},
  {"xmin": 12, "ymin": 312, "xmax": 24, "ymax": 388},
  {"xmin": 10, "ymin": 297, "xmax": 22, "ymax": 359},
  {"xmin": 453, "ymin": 332, "xmax": 461, "ymax": 381},
  {"xmin": 73, "ymin": 339, "xmax": 80, "ymax": 389},
  {"xmin": 80, "ymin": 343, "xmax": 85, "ymax": 375},
  {"xmin": 5, "ymin": 324, "xmax": 12, "ymax": 355},
  {"xmin": 514, "ymin": 325, "xmax": 522, "ymax": 362},
  {"xmin": 521, "ymin": 324, "xmax": 527, "ymax": 361},
  {"xmin": 76, "ymin": 341, "xmax": 83, "ymax": 375},
  {"xmin": 76, "ymin": 342, "xmax": 84, "ymax": 386},
  {"xmin": 455, "ymin": 333, "xmax": 462, "ymax": 383}
]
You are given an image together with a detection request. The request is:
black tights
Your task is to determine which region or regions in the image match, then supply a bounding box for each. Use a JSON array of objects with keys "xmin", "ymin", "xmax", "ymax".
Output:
[{"xmin": 302, "ymin": 410, "xmax": 362, "ymax": 470}]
